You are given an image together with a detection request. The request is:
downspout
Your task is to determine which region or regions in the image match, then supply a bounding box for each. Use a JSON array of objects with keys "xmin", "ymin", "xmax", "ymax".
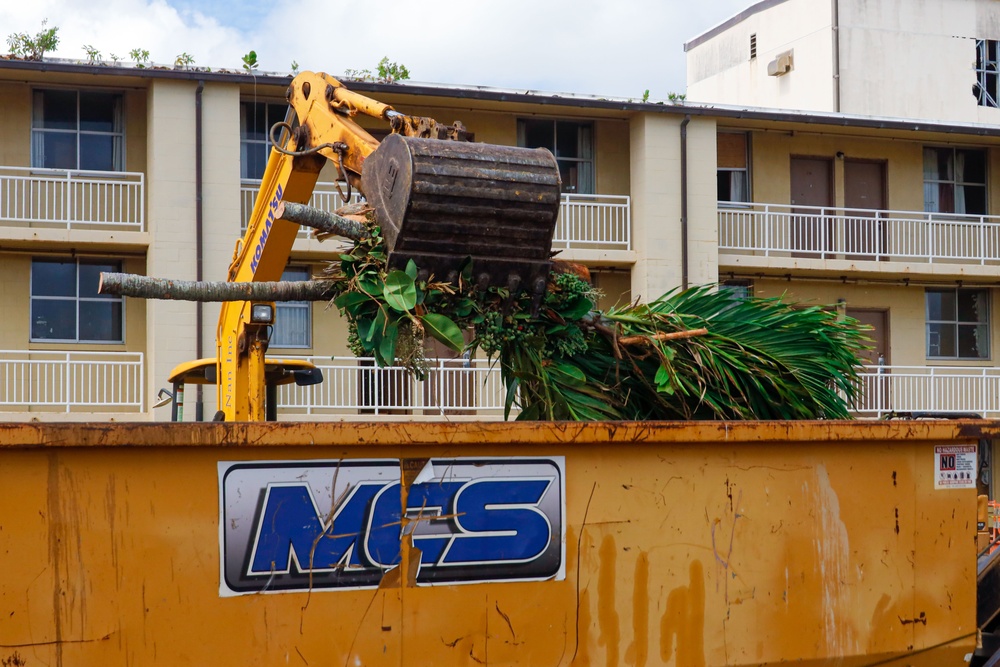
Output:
[
  {"xmin": 195, "ymin": 80, "xmax": 205, "ymax": 421},
  {"xmin": 680, "ymin": 115, "xmax": 691, "ymax": 290},
  {"xmin": 832, "ymin": 0, "xmax": 841, "ymax": 112}
]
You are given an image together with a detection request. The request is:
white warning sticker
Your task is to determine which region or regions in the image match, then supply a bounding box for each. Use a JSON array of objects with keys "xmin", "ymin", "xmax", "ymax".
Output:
[{"xmin": 934, "ymin": 445, "xmax": 977, "ymax": 490}]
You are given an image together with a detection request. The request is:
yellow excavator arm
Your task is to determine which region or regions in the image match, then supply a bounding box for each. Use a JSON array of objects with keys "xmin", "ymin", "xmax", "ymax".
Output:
[{"xmin": 171, "ymin": 71, "xmax": 561, "ymax": 422}]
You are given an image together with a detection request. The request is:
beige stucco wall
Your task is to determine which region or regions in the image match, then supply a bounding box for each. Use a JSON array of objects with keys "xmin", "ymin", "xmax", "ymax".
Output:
[
  {"xmin": 145, "ymin": 79, "xmax": 202, "ymax": 413},
  {"xmin": 629, "ymin": 113, "xmax": 717, "ymax": 301}
]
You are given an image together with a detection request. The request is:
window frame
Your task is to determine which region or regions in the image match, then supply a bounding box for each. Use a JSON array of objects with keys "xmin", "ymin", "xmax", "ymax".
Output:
[
  {"xmin": 925, "ymin": 287, "xmax": 990, "ymax": 360},
  {"xmin": 717, "ymin": 131, "xmax": 751, "ymax": 205},
  {"xmin": 30, "ymin": 258, "xmax": 126, "ymax": 344},
  {"xmin": 923, "ymin": 146, "xmax": 988, "ymax": 216},
  {"xmin": 240, "ymin": 100, "xmax": 290, "ymax": 181},
  {"xmin": 516, "ymin": 118, "xmax": 595, "ymax": 194},
  {"xmin": 976, "ymin": 39, "xmax": 1000, "ymax": 108},
  {"xmin": 271, "ymin": 266, "xmax": 312, "ymax": 349},
  {"xmin": 31, "ymin": 88, "xmax": 125, "ymax": 172}
]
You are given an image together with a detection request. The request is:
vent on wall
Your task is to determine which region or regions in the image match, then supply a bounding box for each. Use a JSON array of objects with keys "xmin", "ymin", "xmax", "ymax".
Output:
[
  {"xmin": 750, "ymin": 33, "xmax": 757, "ymax": 60},
  {"xmin": 767, "ymin": 49, "xmax": 793, "ymax": 76}
]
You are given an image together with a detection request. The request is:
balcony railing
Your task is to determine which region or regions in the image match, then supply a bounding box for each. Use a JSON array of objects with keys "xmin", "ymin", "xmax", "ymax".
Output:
[
  {"xmin": 0, "ymin": 351, "xmax": 144, "ymax": 411},
  {"xmin": 719, "ymin": 202, "xmax": 1000, "ymax": 264},
  {"xmin": 242, "ymin": 181, "xmax": 631, "ymax": 250},
  {"xmin": 276, "ymin": 356, "xmax": 508, "ymax": 416},
  {"xmin": 0, "ymin": 166, "xmax": 144, "ymax": 230},
  {"xmin": 552, "ymin": 193, "xmax": 631, "ymax": 250},
  {"xmin": 854, "ymin": 365, "xmax": 1000, "ymax": 418}
]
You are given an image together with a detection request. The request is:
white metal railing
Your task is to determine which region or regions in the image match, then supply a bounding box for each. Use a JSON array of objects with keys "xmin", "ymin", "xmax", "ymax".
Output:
[
  {"xmin": 0, "ymin": 166, "xmax": 144, "ymax": 230},
  {"xmin": 854, "ymin": 365, "xmax": 1000, "ymax": 418},
  {"xmin": 553, "ymin": 193, "xmax": 631, "ymax": 250},
  {"xmin": 719, "ymin": 202, "xmax": 1000, "ymax": 264},
  {"xmin": 242, "ymin": 181, "xmax": 631, "ymax": 250},
  {"xmin": 276, "ymin": 356, "xmax": 509, "ymax": 416},
  {"xmin": 0, "ymin": 351, "xmax": 144, "ymax": 411}
]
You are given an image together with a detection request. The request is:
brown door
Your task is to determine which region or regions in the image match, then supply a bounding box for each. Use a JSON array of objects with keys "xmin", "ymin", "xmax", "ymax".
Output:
[
  {"xmin": 844, "ymin": 160, "xmax": 887, "ymax": 259},
  {"xmin": 847, "ymin": 308, "xmax": 890, "ymax": 416},
  {"xmin": 790, "ymin": 157, "xmax": 833, "ymax": 257}
]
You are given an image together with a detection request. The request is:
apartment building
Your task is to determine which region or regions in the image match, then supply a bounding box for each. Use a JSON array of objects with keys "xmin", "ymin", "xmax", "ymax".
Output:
[{"xmin": 3, "ymin": 30, "xmax": 1000, "ymax": 421}]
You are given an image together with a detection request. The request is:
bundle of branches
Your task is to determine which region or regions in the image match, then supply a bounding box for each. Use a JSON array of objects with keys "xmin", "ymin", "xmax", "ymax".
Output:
[{"xmin": 321, "ymin": 217, "xmax": 871, "ymax": 421}]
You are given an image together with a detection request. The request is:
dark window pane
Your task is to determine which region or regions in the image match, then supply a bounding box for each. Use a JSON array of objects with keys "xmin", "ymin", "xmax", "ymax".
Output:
[
  {"xmin": 79, "ymin": 93, "xmax": 119, "ymax": 132},
  {"xmin": 241, "ymin": 102, "xmax": 269, "ymax": 141},
  {"xmin": 957, "ymin": 290, "xmax": 987, "ymax": 322},
  {"xmin": 559, "ymin": 162, "xmax": 579, "ymax": 193},
  {"xmin": 79, "ymin": 263, "xmax": 118, "ymax": 298},
  {"xmin": 556, "ymin": 122, "xmax": 581, "ymax": 159},
  {"xmin": 927, "ymin": 322, "xmax": 955, "ymax": 357},
  {"xmin": 958, "ymin": 324, "xmax": 989, "ymax": 358},
  {"xmin": 521, "ymin": 120, "xmax": 554, "ymax": 151},
  {"xmin": 32, "ymin": 261, "xmax": 76, "ymax": 297},
  {"xmin": 79, "ymin": 134, "xmax": 116, "ymax": 171},
  {"xmin": 35, "ymin": 90, "xmax": 77, "ymax": 130},
  {"xmin": 79, "ymin": 301, "xmax": 123, "ymax": 342},
  {"xmin": 926, "ymin": 290, "xmax": 955, "ymax": 321},
  {"xmin": 31, "ymin": 299, "xmax": 76, "ymax": 340},
  {"xmin": 959, "ymin": 185, "xmax": 987, "ymax": 215},
  {"xmin": 36, "ymin": 132, "xmax": 77, "ymax": 169},
  {"xmin": 242, "ymin": 144, "xmax": 268, "ymax": 180},
  {"xmin": 958, "ymin": 149, "xmax": 986, "ymax": 184}
]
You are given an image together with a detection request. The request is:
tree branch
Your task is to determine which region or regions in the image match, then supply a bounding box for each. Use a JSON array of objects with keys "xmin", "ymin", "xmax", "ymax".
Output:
[
  {"xmin": 98, "ymin": 273, "xmax": 338, "ymax": 302},
  {"xmin": 276, "ymin": 201, "xmax": 369, "ymax": 241},
  {"xmin": 617, "ymin": 328, "xmax": 708, "ymax": 346}
]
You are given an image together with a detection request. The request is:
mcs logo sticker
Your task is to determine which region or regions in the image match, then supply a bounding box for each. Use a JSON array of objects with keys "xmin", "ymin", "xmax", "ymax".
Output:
[{"xmin": 219, "ymin": 458, "xmax": 565, "ymax": 595}]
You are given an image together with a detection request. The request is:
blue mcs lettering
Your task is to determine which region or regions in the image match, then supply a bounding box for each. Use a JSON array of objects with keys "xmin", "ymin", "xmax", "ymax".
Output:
[{"xmin": 219, "ymin": 458, "xmax": 565, "ymax": 594}]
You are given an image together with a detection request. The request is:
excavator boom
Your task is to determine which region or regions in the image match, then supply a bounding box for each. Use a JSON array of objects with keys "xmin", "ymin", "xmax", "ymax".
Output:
[{"xmin": 171, "ymin": 71, "xmax": 561, "ymax": 421}]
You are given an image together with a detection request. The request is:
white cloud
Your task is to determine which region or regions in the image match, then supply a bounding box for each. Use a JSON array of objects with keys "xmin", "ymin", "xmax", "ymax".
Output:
[{"xmin": 1, "ymin": 0, "xmax": 752, "ymax": 98}]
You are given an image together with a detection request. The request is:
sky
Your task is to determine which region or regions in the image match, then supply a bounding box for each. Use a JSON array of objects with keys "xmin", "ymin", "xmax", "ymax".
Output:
[{"xmin": 1, "ymin": 0, "xmax": 752, "ymax": 100}]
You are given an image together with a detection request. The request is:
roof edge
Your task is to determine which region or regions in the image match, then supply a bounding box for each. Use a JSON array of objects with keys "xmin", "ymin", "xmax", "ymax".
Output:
[{"xmin": 685, "ymin": 0, "xmax": 794, "ymax": 52}]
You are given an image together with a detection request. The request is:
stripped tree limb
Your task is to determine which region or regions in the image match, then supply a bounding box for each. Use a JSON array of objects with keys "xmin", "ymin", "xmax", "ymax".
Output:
[
  {"xmin": 617, "ymin": 327, "xmax": 709, "ymax": 346},
  {"xmin": 275, "ymin": 201, "xmax": 369, "ymax": 241},
  {"xmin": 98, "ymin": 273, "xmax": 337, "ymax": 302}
]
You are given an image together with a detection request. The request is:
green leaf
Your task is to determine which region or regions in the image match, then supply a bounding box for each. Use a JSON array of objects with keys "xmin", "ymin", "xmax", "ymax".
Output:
[
  {"xmin": 378, "ymin": 320, "xmax": 399, "ymax": 366},
  {"xmin": 333, "ymin": 291, "xmax": 370, "ymax": 311},
  {"xmin": 561, "ymin": 294, "xmax": 594, "ymax": 321},
  {"xmin": 420, "ymin": 313, "xmax": 465, "ymax": 351},
  {"xmin": 405, "ymin": 259, "xmax": 418, "ymax": 280},
  {"xmin": 366, "ymin": 307, "xmax": 386, "ymax": 343},
  {"xmin": 383, "ymin": 270, "xmax": 417, "ymax": 312}
]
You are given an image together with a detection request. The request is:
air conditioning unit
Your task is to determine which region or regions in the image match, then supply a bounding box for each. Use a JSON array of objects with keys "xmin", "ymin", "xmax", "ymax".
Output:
[{"xmin": 768, "ymin": 50, "xmax": 794, "ymax": 76}]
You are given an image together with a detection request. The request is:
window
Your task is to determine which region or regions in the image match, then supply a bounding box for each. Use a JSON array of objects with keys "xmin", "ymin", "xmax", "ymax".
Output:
[
  {"xmin": 717, "ymin": 132, "xmax": 750, "ymax": 203},
  {"xmin": 926, "ymin": 288, "xmax": 989, "ymax": 359},
  {"xmin": 31, "ymin": 259, "xmax": 124, "ymax": 343},
  {"xmin": 32, "ymin": 90, "xmax": 124, "ymax": 171},
  {"xmin": 517, "ymin": 119, "xmax": 594, "ymax": 194},
  {"xmin": 241, "ymin": 102, "xmax": 288, "ymax": 180},
  {"xmin": 975, "ymin": 39, "xmax": 999, "ymax": 108},
  {"xmin": 720, "ymin": 279, "xmax": 753, "ymax": 300},
  {"xmin": 271, "ymin": 267, "xmax": 311, "ymax": 348},
  {"xmin": 923, "ymin": 147, "xmax": 987, "ymax": 215}
]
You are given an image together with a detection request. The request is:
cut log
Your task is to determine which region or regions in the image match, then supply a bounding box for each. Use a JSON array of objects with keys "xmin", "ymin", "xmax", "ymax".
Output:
[
  {"xmin": 98, "ymin": 273, "xmax": 337, "ymax": 302},
  {"xmin": 275, "ymin": 201, "xmax": 369, "ymax": 241}
]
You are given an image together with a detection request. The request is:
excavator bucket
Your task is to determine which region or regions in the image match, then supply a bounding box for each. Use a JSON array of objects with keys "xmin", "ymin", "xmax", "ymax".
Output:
[{"xmin": 362, "ymin": 135, "xmax": 561, "ymax": 297}]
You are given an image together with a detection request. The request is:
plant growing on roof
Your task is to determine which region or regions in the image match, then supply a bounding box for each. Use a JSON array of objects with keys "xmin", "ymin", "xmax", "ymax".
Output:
[
  {"xmin": 174, "ymin": 52, "xmax": 195, "ymax": 69},
  {"xmin": 290, "ymin": 60, "xmax": 299, "ymax": 74},
  {"xmin": 130, "ymin": 48, "xmax": 150, "ymax": 68},
  {"xmin": 242, "ymin": 50, "xmax": 258, "ymax": 72},
  {"xmin": 83, "ymin": 44, "xmax": 101, "ymax": 63},
  {"xmin": 376, "ymin": 56, "xmax": 410, "ymax": 83},
  {"xmin": 6, "ymin": 19, "xmax": 59, "ymax": 60}
]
